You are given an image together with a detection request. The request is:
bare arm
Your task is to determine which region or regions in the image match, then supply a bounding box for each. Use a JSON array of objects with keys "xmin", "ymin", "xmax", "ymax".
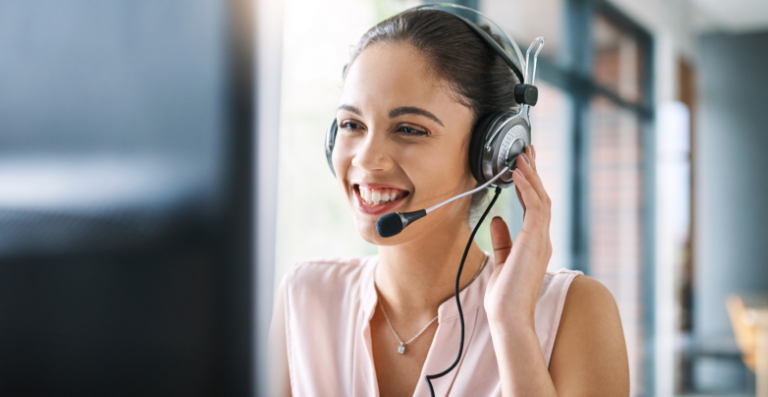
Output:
[
  {"xmin": 548, "ymin": 275, "xmax": 629, "ymax": 396},
  {"xmin": 486, "ymin": 145, "xmax": 629, "ymax": 396},
  {"xmin": 488, "ymin": 275, "xmax": 629, "ymax": 396},
  {"xmin": 489, "ymin": 316, "xmax": 559, "ymax": 396},
  {"xmin": 268, "ymin": 279, "xmax": 292, "ymax": 397}
]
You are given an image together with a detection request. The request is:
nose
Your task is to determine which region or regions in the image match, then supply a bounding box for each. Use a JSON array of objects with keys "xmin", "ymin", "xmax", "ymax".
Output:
[{"xmin": 351, "ymin": 130, "xmax": 394, "ymax": 174}]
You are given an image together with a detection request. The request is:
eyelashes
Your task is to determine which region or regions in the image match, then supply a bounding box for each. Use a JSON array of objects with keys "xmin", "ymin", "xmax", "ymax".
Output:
[
  {"xmin": 339, "ymin": 121, "xmax": 429, "ymax": 136},
  {"xmin": 339, "ymin": 121, "xmax": 363, "ymax": 131},
  {"xmin": 397, "ymin": 125, "xmax": 428, "ymax": 136}
]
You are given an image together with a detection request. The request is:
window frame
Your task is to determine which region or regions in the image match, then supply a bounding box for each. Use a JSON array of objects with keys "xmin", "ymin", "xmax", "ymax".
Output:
[
  {"xmin": 536, "ymin": 0, "xmax": 656, "ymax": 394},
  {"xmin": 450, "ymin": 0, "xmax": 656, "ymax": 392}
]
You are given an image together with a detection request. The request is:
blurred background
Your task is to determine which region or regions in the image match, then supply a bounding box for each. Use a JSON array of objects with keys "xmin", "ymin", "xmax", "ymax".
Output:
[{"xmin": 1, "ymin": 0, "xmax": 767, "ymax": 396}]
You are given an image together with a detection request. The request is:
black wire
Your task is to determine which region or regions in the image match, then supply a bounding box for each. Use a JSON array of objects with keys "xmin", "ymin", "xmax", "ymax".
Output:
[{"xmin": 426, "ymin": 186, "xmax": 503, "ymax": 397}]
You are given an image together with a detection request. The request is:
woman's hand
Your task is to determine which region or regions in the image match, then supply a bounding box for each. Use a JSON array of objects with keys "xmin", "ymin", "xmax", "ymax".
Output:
[{"xmin": 484, "ymin": 145, "xmax": 553, "ymax": 329}]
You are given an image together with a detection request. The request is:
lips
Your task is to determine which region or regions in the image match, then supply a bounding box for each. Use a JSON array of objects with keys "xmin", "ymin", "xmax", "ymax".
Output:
[{"xmin": 352, "ymin": 183, "xmax": 410, "ymax": 215}]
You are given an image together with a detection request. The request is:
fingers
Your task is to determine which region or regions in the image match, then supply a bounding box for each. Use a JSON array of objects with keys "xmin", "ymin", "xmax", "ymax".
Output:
[
  {"xmin": 490, "ymin": 216, "xmax": 513, "ymax": 266},
  {"xmin": 516, "ymin": 146, "xmax": 548, "ymax": 202},
  {"xmin": 512, "ymin": 165, "xmax": 547, "ymax": 233},
  {"xmin": 515, "ymin": 145, "xmax": 551, "ymax": 218}
]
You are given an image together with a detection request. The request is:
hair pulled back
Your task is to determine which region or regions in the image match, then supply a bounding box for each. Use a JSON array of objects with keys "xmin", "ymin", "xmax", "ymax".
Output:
[{"xmin": 342, "ymin": 9, "xmax": 519, "ymax": 125}]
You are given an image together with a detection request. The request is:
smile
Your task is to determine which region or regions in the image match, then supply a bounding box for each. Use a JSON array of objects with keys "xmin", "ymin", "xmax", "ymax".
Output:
[{"xmin": 352, "ymin": 184, "xmax": 410, "ymax": 215}]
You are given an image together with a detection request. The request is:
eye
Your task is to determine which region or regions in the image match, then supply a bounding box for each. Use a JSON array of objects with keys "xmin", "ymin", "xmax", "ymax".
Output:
[
  {"xmin": 397, "ymin": 125, "xmax": 428, "ymax": 136},
  {"xmin": 340, "ymin": 120, "xmax": 364, "ymax": 131}
]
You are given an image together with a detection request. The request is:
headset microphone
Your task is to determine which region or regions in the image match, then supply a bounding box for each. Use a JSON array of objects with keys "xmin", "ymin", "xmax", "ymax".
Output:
[{"xmin": 375, "ymin": 161, "xmax": 516, "ymax": 238}]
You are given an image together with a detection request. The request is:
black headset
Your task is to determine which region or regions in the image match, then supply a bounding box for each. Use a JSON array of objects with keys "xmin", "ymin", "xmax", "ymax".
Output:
[{"xmin": 324, "ymin": 3, "xmax": 543, "ymax": 189}]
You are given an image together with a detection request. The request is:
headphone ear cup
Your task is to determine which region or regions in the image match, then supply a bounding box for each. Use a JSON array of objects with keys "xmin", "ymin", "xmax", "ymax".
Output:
[
  {"xmin": 324, "ymin": 118, "xmax": 339, "ymax": 177},
  {"xmin": 469, "ymin": 112, "xmax": 505, "ymax": 184},
  {"xmin": 471, "ymin": 110, "xmax": 531, "ymax": 187}
]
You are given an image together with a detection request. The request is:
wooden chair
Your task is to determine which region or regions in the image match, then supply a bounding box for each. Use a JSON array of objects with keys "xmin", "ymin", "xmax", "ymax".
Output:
[{"xmin": 727, "ymin": 294, "xmax": 768, "ymax": 397}]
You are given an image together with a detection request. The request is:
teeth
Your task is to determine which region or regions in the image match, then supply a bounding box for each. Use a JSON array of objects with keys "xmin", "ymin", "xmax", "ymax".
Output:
[{"xmin": 358, "ymin": 186, "xmax": 405, "ymax": 206}]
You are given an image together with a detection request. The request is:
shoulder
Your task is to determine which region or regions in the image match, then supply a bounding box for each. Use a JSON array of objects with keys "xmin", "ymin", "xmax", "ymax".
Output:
[
  {"xmin": 562, "ymin": 274, "xmax": 614, "ymax": 309},
  {"xmin": 555, "ymin": 274, "xmax": 623, "ymax": 338},
  {"xmin": 279, "ymin": 256, "xmax": 376, "ymax": 344},
  {"xmin": 281, "ymin": 255, "xmax": 376, "ymax": 298},
  {"xmin": 284, "ymin": 255, "xmax": 374, "ymax": 284},
  {"xmin": 558, "ymin": 274, "xmax": 622, "ymax": 331},
  {"xmin": 543, "ymin": 268, "xmax": 583, "ymax": 284},
  {"xmin": 536, "ymin": 268, "xmax": 584, "ymax": 306},
  {"xmin": 548, "ymin": 274, "xmax": 630, "ymax": 394}
]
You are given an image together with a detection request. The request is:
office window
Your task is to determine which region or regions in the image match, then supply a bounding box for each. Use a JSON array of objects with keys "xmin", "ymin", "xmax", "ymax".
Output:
[
  {"xmin": 274, "ymin": 0, "xmax": 413, "ymax": 285},
  {"xmin": 481, "ymin": 0, "xmax": 654, "ymax": 394},
  {"xmin": 589, "ymin": 96, "xmax": 645, "ymax": 392},
  {"xmin": 592, "ymin": 14, "xmax": 644, "ymax": 104},
  {"xmin": 482, "ymin": 0, "xmax": 565, "ymax": 59},
  {"xmin": 530, "ymin": 82, "xmax": 573, "ymax": 271},
  {"xmin": 587, "ymin": 9, "xmax": 652, "ymax": 396}
]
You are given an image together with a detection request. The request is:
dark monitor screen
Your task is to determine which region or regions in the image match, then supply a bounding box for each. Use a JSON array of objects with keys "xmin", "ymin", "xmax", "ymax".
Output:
[{"xmin": 0, "ymin": 1, "xmax": 255, "ymax": 395}]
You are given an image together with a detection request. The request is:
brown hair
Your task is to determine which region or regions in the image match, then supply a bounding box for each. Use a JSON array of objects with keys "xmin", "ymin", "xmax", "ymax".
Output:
[{"xmin": 342, "ymin": 9, "xmax": 519, "ymax": 125}]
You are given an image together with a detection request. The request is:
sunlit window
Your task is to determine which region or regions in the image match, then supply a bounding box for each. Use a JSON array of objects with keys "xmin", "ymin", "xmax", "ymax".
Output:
[{"xmin": 274, "ymin": 0, "xmax": 417, "ymax": 285}]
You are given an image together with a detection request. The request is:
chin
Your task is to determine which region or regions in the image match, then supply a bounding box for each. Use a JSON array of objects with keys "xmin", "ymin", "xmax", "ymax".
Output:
[
  {"xmin": 352, "ymin": 214, "xmax": 409, "ymax": 246},
  {"xmin": 353, "ymin": 216, "xmax": 390, "ymax": 246},
  {"xmin": 354, "ymin": 211, "xmax": 438, "ymax": 247}
]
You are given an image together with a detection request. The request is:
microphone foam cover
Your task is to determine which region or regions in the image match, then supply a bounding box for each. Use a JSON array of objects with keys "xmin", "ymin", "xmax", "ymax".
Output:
[{"xmin": 376, "ymin": 213, "xmax": 404, "ymax": 238}]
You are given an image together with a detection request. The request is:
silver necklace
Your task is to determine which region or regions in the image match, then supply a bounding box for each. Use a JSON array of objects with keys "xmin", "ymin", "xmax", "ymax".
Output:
[{"xmin": 374, "ymin": 253, "xmax": 489, "ymax": 355}]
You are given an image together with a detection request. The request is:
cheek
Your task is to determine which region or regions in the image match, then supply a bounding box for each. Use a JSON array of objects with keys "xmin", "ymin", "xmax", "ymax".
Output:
[
  {"xmin": 331, "ymin": 138, "xmax": 353, "ymax": 181},
  {"xmin": 403, "ymin": 143, "xmax": 473, "ymax": 195}
]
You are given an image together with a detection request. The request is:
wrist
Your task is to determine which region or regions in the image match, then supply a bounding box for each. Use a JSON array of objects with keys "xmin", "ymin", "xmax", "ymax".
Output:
[
  {"xmin": 487, "ymin": 311, "xmax": 536, "ymax": 335},
  {"xmin": 488, "ymin": 320, "xmax": 539, "ymax": 355},
  {"xmin": 485, "ymin": 294, "xmax": 536, "ymax": 329}
]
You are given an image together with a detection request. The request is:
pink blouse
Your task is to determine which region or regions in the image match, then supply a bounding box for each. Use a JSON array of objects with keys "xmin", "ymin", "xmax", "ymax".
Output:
[{"xmin": 279, "ymin": 254, "xmax": 583, "ymax": 396}]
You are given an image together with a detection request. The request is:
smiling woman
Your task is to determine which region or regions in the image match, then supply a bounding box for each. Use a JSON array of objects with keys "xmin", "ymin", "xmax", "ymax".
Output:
[
  {"xmin": 332, "ymin": 42, "xmax": 476, "ymax": 244},
  {"xmin": 270, "ymin": 5, "xmax": 629, "ymax": 397}
]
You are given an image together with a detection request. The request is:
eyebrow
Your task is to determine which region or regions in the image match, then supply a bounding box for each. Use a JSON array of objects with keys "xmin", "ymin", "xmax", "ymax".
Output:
[{"xmin": 336, "ymin": 104, "xmax": 444, "ymax": 127}]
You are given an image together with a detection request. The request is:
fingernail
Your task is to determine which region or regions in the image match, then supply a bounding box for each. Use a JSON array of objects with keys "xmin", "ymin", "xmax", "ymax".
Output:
[
  {"xmin": 521, "ymin": 153, "xmax": 530, "ymax": 165},
  {"xmin": 530, "ymin": 145, "xmax": 536, "ymax": 160}
]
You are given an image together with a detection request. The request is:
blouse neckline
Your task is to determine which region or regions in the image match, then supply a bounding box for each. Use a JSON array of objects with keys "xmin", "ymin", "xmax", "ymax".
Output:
[{"xmin": 360, "ymin": 252, "xmax": 494, "ymax": 325}]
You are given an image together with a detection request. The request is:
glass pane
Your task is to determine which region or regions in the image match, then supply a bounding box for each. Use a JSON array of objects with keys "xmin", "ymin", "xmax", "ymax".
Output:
[
  {"xmin": 592, "ymin": 14, "xmax": 644, "ymax": 104},
  {"xmin": 531, "ymin": 82, "xmax": 573, "ymax": 271},
  {"xmin": 475, "ymin": 82, "xmax": 572, "ymax": 272},
  {"xmin": 589, "ymin": 95, "xmax": 645, "ymax": 396},
  {"xmin": 480, "ymin": 0, "xmax": 564, "ymax": 61}
]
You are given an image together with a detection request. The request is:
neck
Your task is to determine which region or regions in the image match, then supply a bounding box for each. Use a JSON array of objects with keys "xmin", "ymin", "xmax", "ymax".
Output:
[{"xmin": 374, "ymin": 219, "xmax": 486, "ymax": 321}]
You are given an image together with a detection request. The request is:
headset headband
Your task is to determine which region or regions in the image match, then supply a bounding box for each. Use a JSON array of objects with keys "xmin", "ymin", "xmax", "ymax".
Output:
[
  {"xmin": 408, "ymin": 3, "xmax": 542, "ymax": 106},
  {"xmin": 410, "ymin": 4, "xmax": 526, "ymax": 83}
]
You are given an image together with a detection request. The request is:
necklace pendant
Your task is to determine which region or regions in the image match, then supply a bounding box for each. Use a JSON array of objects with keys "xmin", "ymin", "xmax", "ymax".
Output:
[{"xmin": 397, "ymin": 343, "xmax": 405, "ymax": 354}]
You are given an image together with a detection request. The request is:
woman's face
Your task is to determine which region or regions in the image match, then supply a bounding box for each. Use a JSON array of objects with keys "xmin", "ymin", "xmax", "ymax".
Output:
[{"xmin": 332, "ymin": 42, "xmax": 476, "ymax": 245}]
